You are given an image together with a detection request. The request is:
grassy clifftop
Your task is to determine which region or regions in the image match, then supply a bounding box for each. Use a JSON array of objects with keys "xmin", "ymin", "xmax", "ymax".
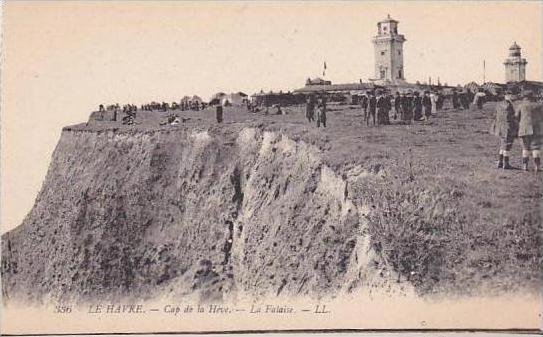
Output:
[{"xmin": 2, "ymin": 102, "xmax": 541, "ymax": 304}]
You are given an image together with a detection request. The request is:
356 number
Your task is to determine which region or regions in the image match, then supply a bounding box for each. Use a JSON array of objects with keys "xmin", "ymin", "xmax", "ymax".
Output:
[{"xmin": 54, "ymin": 305, "xmax": 72, "ymax": 314}]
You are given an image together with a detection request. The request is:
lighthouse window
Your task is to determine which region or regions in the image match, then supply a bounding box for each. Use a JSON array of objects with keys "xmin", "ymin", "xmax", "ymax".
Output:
[
  {"xmin": 398, "ymin": 50, "xmax": 401, "ymax": 55},
  {"xmin": 381, "ymin": 51, "xmax": 386, "ymax": 56}
]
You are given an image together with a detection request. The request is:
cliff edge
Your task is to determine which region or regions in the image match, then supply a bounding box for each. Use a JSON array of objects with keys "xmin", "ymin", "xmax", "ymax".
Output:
[{"xmin": 2, "ymin": 105, "xmax": 541, "ymax": 304}]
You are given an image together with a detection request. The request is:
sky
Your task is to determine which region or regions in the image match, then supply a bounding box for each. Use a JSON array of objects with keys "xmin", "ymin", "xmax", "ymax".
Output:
[{"xmin": 1, "ymin": 1, "xmax": 542, "ymax": 232}]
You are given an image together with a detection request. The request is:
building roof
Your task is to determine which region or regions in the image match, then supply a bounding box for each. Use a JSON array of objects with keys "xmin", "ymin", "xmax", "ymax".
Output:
[
  {"xmin": 293, "ymin": 82, "xmax": 376, "ymax": 93},
  {"xmin": 210, "ymin": 92, "xmax": 227, "ymax": 100},
  {"xmin": 464, "ymin": 81, "xmax": 480, "ymax": 91},
  {"xmin": 380, "ymin": 14, "xmax": 398, "ymax": 23},
  {"xmin": 232, "ymin": 91, "xmax": 248, "ymax": 97},
  {"xmin": 506, "ymin": 80, "xmax": 543, "ymax": 88},
  {"xmin": 509, "ymin": 41, "xmax": 521, "ymax": 50},
  {"xmin": 251, "ymin": 91, "xmax": 294, "ymax": 97},
  {"xmin": 306, "ymin": 77, "xmax": 331, "ymax": 85}
]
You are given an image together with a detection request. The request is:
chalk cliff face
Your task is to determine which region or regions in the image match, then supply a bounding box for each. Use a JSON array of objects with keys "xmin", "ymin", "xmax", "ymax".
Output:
[{"xmin": 1, "ymin": 126, "xmax": 392, "ymax": 304}]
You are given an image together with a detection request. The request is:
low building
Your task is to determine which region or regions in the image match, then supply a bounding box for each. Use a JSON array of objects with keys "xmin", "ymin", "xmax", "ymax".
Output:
[
  {"xmin": 209, "ymin": 92, "xmax": 227, "ymax": 106},
  {"xmin": 251, "ymin": 90, "xmax": 305, "ymax": 107},
  {"xmin": 505, "ymin": 80, "xmax": 543, "ymax": 97},
  {"xmin": 294, "ymin": 82, "xmax": 375, "ymax": 94},
  {"xmin": 222, "ymin": 92, "xmax": 248, "ymax": 106},
  {"xmin": 305, "ymin": 77, "xmax": 332, "ymax": 86}
]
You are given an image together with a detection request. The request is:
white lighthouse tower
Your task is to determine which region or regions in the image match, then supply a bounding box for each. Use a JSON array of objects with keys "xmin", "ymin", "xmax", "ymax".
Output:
[
  {"xmin": 372, "ymin": 14, "xmax": 406, "ymax": 85},
  {"xmin": 504, "ymin": 42, "xmax": 527, "ymax": 83}
]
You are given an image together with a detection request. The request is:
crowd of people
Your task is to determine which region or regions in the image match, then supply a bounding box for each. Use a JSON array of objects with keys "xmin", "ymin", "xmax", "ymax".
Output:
[
  {"xmin": 95, "ymin": 88, "xmax": 542, "ymax": 170},
  {"xmin": 301, "ymin": 86, "xmax": 543, "ymax": 173},
  {"xmin": 302, "ymin": 88, "xmax": 481, "ymax": 128},
  {"xmin": 98, "ymin": 99, "xmax": 209, "ymax": 124},
  {"xmin": 357, "ymin": 88, "xmax": 484, "ymax": 125},
  {"xmin": 99, "ymin": 100, "xmax": 207, "ymax": 113}
]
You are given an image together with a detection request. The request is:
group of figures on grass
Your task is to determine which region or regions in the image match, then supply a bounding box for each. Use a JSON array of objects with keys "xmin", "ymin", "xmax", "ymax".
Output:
[
  {"xmin": 304, "ymin": 87, "xmax": 482, "ymax": 127},
  {"xmin": 492, "ymin": 89, "xmax": 543, "ymax": 172},
  {"xmin": 98, "ymin": 100, "xmax": 208, "ymax": 125},
  {"xmin": 93, "ymin": 88, "xmax": 542, "ymax": 172},
  {"xmin": 304, "ymin": 95, "xmax": 329, "ymax": 127}
]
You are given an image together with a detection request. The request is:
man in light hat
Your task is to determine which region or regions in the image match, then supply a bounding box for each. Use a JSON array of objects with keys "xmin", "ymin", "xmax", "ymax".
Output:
[
  {"xmin": 473, "ymin": 88, "xmax": 486, "ymax": 110},
  {"xmin": 491, "ymin": 90, "xmax": 518, "ymax": 169},
  {"xmin": 430, "ymin": 91, "xmax": 438, "ymax": 115},
  {"xmin": 515, "ymin": 90, "xmax": 543, "ymax": 172},
  {"xmin": 413, "ymin": 91, "xmax": 423, "ymax": 121}
]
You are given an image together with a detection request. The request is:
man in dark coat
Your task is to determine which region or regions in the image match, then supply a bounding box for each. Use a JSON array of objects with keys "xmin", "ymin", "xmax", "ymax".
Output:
[
  {"xmin": 515, "ymin": 90, "xmax": 543, "ymax": 172},
  {"xmin": 376, "ymin": 90, "xmax": 390, "ymax": 125},
  {"xmin": 385, "ymin": 94, "xmax": 393, "ymax": 124},
  {"xmin": 316, "ymin": 103, "xmax": 327, "ymax": 128},
  {"xmin": 422, "ymin": 91, "xmax": 432, "ymax": 120},
  {"xmin": 491, "ymin": 91, "xmax": 518, "ymax": 169},
  {"xmin": 216, "ymin": 105, "xmax": 223, "ymax": 123},
  {"xmin": 360, "ymin": 93, "xmax": 369, "ymax": 116},
  {"xmin": 452, "ymin": 89, "xmax": 460, "ymax": 109},
  {"xmin": 436, "ymin": 92, "xmax": 443, "ymax": 111},
  {"xmin": 305, "ymin": 95, "xmax": 316, "ymax": 122},
  {"xmin": 413, "ymin": 91, "xmax": 423, "ymax": 121},
  {"xmin": 458, "ymin": 90, "xmax": 468, "ymax": 110},
  {"xmin": 367, "ymin": 91, "xmax": 377, "ymax": 126},
  {"xmin": 394, "ymin": 92, "xmax": 402, "ymax": 120},
  {"xmin": 401, "ymin": 91, "xmax": 413, "ymax": 123}
]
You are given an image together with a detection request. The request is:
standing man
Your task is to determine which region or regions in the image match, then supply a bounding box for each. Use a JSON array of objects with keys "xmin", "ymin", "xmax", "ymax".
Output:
[
  {"xmin": 360, "ymin": 93, "xmax": 369, "ymax": 119},
  {"xmin": 452, "ymin": 89, "xmax": 460, "ymax": 109},
  {"xmin": 473, "ymin": 89, "xmax": 486, "ymax": 110},
  {"xmin": 305, "ymin": 95, "xmax": 316, "ymax": 122},
  {"xmin": 422, "ymin": 91, "xmax": 432, "ymax": 120},
  {"xmin": 491, "ymin": 91, "xmax": 518, "ymax": 169},
  {"xmin": 436, "ymin": 91, "xmax": 444, "ymax": 111},
  {"xmin": 394, "ymin": 92, "xmax": 402, "ymax": 120},
  {"xmin": 216, "ymin": 104, "xmax": 223, "ymax": 123},
  {"xmin": 401, "ymin": 91, "xmax": 413, "ymax": 123},
  {"xmin": 385, "ymin": 93, "xmax": 393, "ymax": 124},
  {"xmin": 376, "ymin": 90, "xmax": 389, "ymax": 125},
  {"xmin": 462, "ymin": 90, "xmax": 471, "ymax": 110},
  {"xmin": 516, "ymin": 90, "xmax": 543, "ymax": 172},
  {"xmin": 430, "ymin": 91, "xmax": 438, "ymax": 115},
  {"xmin": 367, "ymin": 91, "xmax": 377, "ymax": 126},
  {"xmin": 316, "ymin": 102, "xmax": 327, "ymax": 128},
  {"xmin": 413, "ymin": 91, "xmax": 423, "ymax": 121}
]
